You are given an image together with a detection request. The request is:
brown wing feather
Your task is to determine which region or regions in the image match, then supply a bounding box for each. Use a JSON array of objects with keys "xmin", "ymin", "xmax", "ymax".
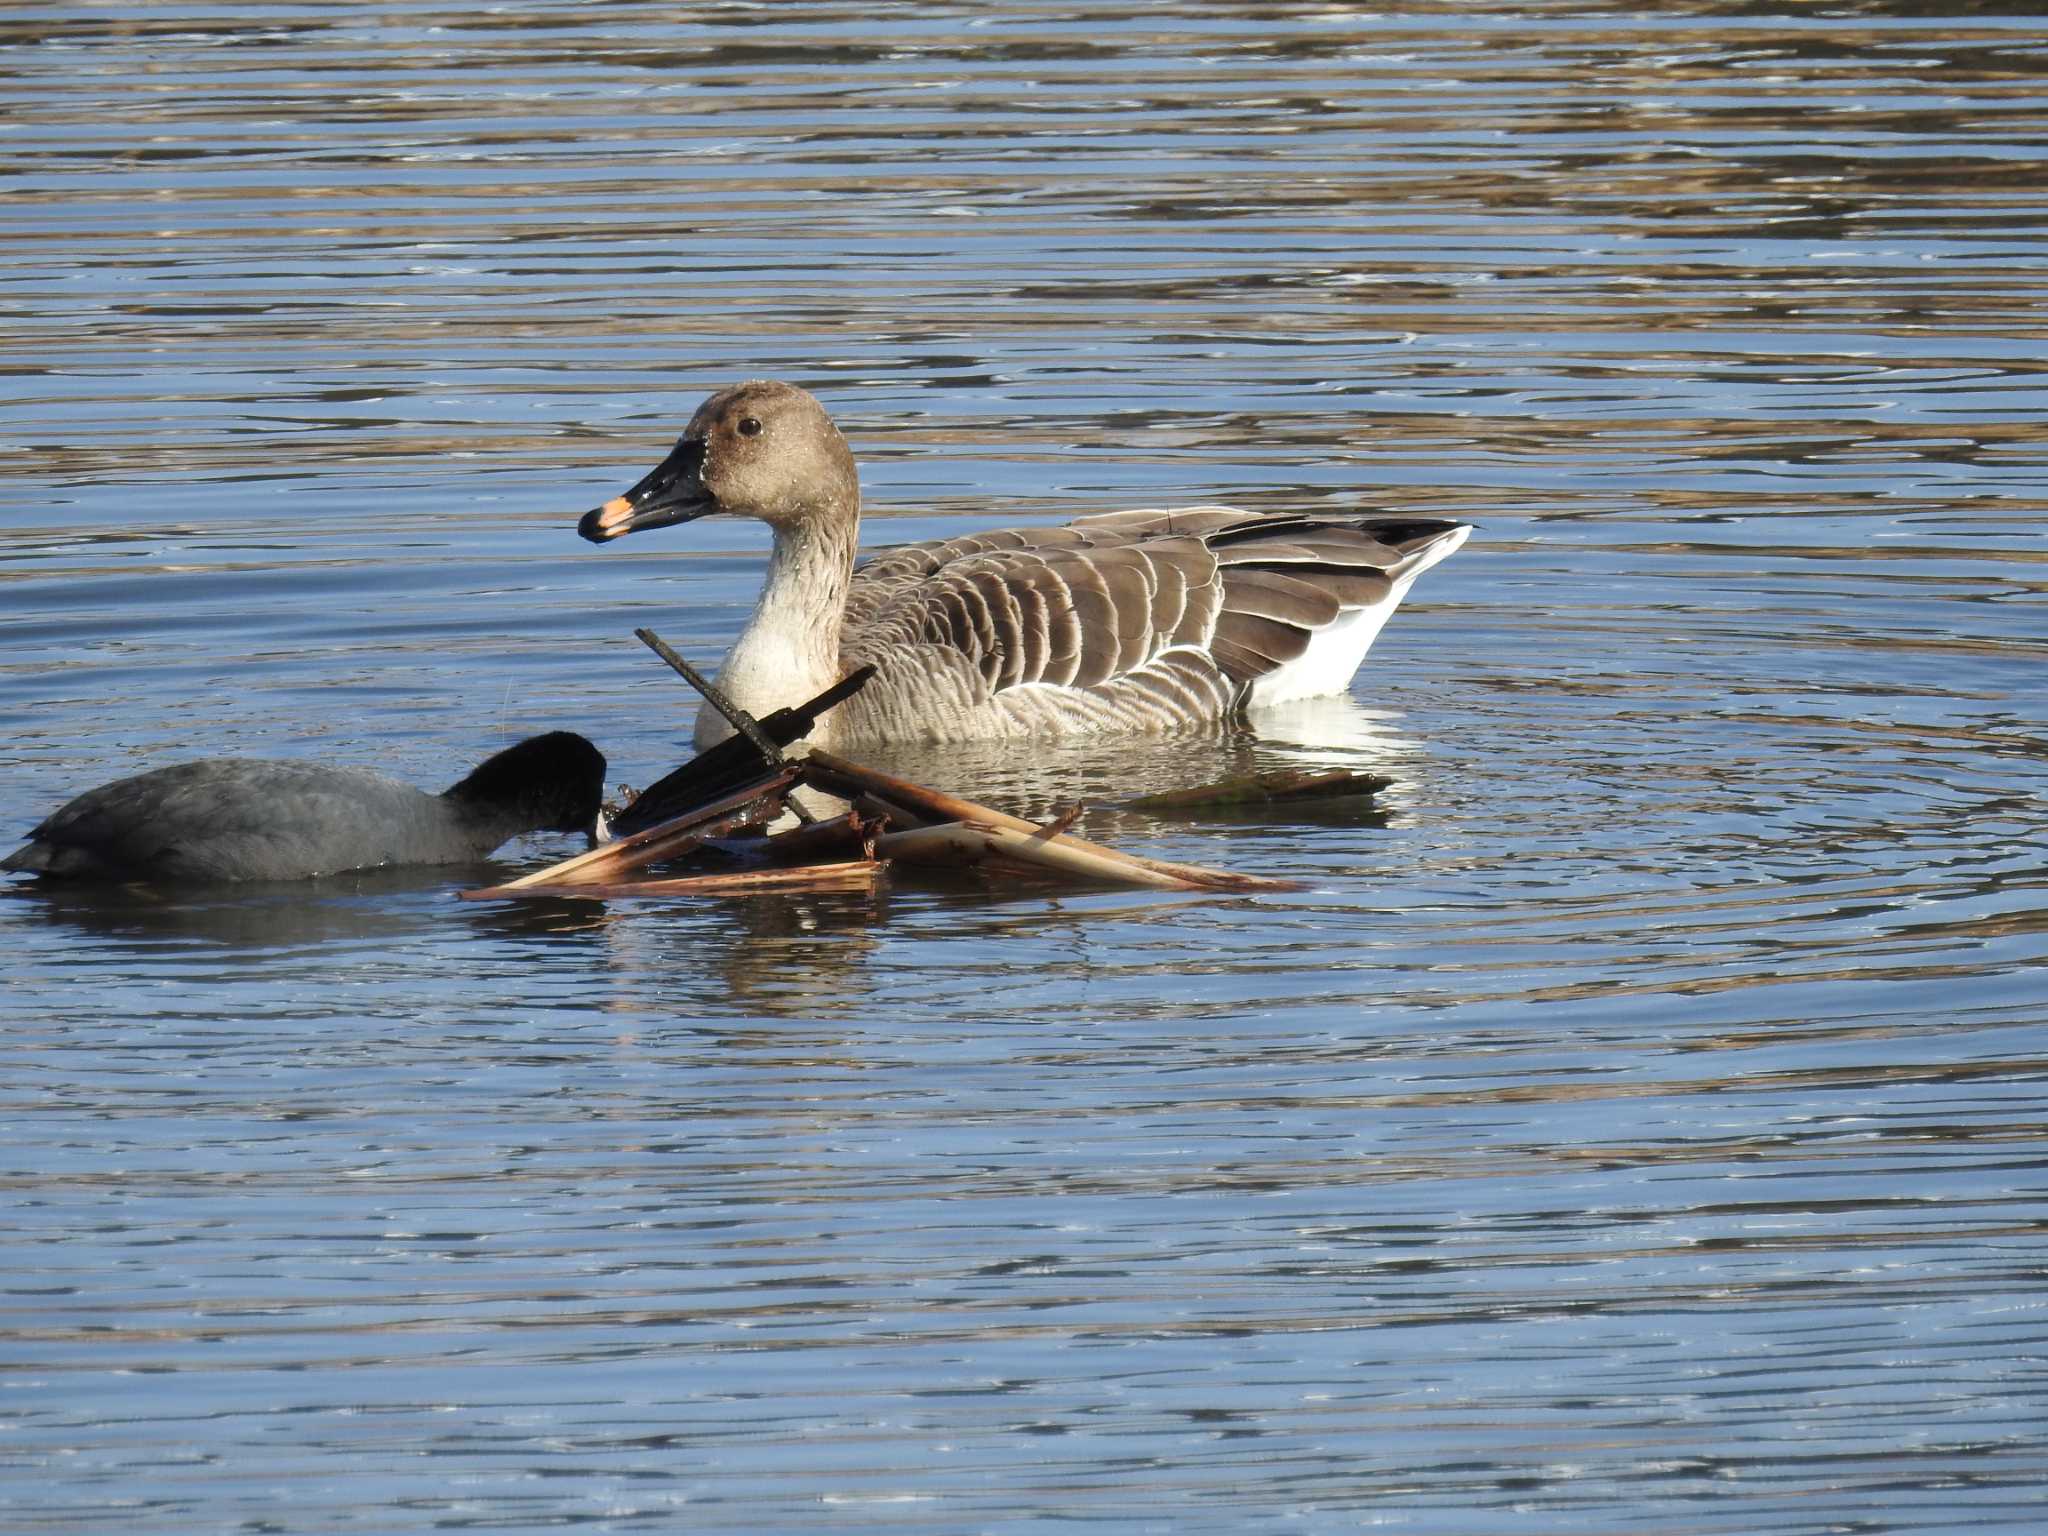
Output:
[
  {"xmin": 847, "ymin": 534, "xmax": 1231, "ymax": 697},
  {"xmin": 1056, "ymin": 560, "xmax": 1121, "ymax": 687},
  {"xmin": 844, "ymin": 525, "xmax": 1095, "ymax": 628},
  {"xmin": 1210, "ymin": 610, "xmax": 1314, "ymax": 678},
  {"xmin": 1221, "ymin": 569, "xmax": 1343, "ymax": 629},
  {"xmin": 842, "ymin": 509, "xmax": 1456, "ymax": 710}
]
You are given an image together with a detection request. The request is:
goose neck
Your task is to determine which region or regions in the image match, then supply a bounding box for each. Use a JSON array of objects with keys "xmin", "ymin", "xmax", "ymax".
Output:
[{"xmin": 701, "ymin": 516, "xmax": 856, "ymax": 746}]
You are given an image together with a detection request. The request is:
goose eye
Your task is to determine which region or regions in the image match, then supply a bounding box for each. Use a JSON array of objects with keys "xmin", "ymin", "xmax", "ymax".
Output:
[{"xmin": 737, "ymin": 416, "xmax": 763, "ymax": 438}]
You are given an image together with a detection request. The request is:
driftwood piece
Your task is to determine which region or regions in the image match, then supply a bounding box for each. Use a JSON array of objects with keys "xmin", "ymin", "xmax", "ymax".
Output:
[
  {"xmin": 850, "ymin": 791, "xmax": 913, "ymax": 828},
  {"xmin": 471, "ymin": 767, "xmax": 799, "ymax": 894},
  {"xmin": 1128, "ymin": 767, "xmax": 1394, "ymax": 812},
  {"xmin": 608, "ymin": 655, "xmax": 878, "ymax": 838},
  {"xmin": 873, "ymin": 819, "xmax": 1210, "ymax": 891},
  {"xmin": 470, "ymin": 723, "xmax": 1306, "ymax": 903},
  {"xmin": 1038, "ymin": 804, "xmax": 1085, "ymax": 838},
  {"xmin": 635, "ymin": 627, "xmax": 785, "ymax": 766},
  {"xmin": 804, "ymin": 751, "xmax": 1302, "ymax": 893},
  {"xmin": 760, "ymin": 810, "xmax": 879, "ymax": 865},
  {"xmin": 465, "ymin": 860, "xmax": 882, "ymax": 902}
]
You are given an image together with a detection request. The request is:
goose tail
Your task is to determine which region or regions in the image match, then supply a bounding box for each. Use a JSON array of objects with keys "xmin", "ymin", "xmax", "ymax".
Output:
[
  {"xmin": 1235, "ymin": 517, "xmax": 1471, "ymax": 707},
  {"xmin": 1359, "ymin": 518, "xmax": 1473, "ymax": 582}
]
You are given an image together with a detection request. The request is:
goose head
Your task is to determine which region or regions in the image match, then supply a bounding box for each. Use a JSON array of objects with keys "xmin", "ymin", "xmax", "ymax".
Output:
[{"xmin": 578, "ymin": 380, "xmax": 860, "ymax": 544}]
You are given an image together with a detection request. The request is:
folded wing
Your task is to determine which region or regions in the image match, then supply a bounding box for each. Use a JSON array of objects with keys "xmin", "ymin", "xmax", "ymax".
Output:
[{"xmin": 846, "ymin": 509, "xmax": 1460, "ymax": 717}]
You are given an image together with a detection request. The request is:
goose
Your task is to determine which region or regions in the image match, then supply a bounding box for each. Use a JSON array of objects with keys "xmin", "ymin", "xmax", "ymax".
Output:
[
  {"xmin": 577, "ymin": 381, "xmax": 1469, "ymax": 749},
  {"xmin": 3, "ymin": 732, "xmax": 606, "ymax": 883}
]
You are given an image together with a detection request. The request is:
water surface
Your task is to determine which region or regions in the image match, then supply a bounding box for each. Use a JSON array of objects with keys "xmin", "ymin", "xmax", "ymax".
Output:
[{"xmin": 3, "ymin": 4, "xmax": 2046, "ymax": 1532}]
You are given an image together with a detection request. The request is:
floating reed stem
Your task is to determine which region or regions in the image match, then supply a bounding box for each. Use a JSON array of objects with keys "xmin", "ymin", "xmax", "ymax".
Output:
[
  {"xmin": 470, "ymin": 767, "xmax": 799, "ymax": 894},
  {"xmin": 467, "ymin": 860, "xmax": 882, "ymax": 902},
  {"xmin": 803, "ymin": 750, "xmax": 1300, "ymax": 893}
]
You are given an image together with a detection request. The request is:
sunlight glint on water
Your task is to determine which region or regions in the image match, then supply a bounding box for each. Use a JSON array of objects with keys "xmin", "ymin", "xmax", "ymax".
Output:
[{"xmin": 1, "ymin": 5, "xmax": 2045, "ymax": 1532}]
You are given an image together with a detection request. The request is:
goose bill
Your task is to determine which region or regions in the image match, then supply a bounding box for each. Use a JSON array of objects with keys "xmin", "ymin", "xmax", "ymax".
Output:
[{"xmin": 577, "ymin": 439, "xmax": 714, "ymax": 543}]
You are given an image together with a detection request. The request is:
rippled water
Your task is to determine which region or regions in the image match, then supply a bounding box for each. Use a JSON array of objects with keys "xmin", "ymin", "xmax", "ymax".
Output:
[{"xmin": 4, "ymin": 4, "xmax": 2046, "ymax": 1532}]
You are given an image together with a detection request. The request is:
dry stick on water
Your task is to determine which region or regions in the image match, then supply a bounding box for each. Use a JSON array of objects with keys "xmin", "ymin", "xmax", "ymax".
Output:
[
  {"xmin": 874, "ymin": 819, "xmax": 1209, "ymax": 890},
  {"xmin": 634, "ymin": 627, "xmax": 785, "ymax": 766},
  {"xmin": 606, "ymin": 665, "xmax": 875, "ymax": 838},
  {"xmin": 693, "ymin": 810, "xmax": 878, "ymax": 870},
  {"xmin": 620, "ymin": 632, "xmax": 879, "ymax": 836},
  {"xmin": 1038, "ymin": 804, "xmax": 1084, "ymax": 839},
  {"xmin": 1127, "ymin": 767, "xmax": 1393, "ymax": 811},
  {"xmin": 464, "ymin": 767, "xmax": 800, "ymax": 896},
  {"xmin": 758, "ymin": 810, "xmax": 879, "ymax": 865},
  {"xmin": 631, "ymin": 626, "xmax": 805, "ymax": 825},
  {"xmin": 467, "ymin": 654, "xmax": 882, "ymax": 899},
  {"xmin": 802, "ymin": 750, "xmax": 1302, "ymax": 893},
  {"xmin": 490, "ymin": 860, "xmax": 883, "ymax": 902}
]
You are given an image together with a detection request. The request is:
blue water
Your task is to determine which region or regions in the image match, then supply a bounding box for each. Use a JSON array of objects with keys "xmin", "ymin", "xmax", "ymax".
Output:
[{"xmin": 3, "ymin": 4, "xmax": 2046, "ymax": 1532}]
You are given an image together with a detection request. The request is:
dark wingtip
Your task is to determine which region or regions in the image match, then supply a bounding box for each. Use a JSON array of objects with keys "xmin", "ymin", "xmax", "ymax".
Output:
[{"xmin": 1360, "ymin": 518, "xmax": 1472, "ymax": 548}]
